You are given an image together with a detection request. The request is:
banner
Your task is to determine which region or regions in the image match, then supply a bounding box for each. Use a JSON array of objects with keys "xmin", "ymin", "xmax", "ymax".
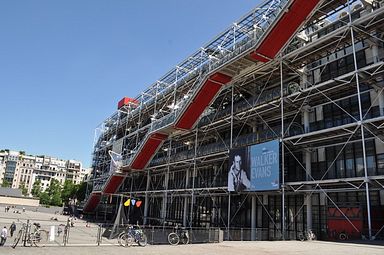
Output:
[{"xmin": 228, "ymin": 140, "xmax": 280, "ymax": 192}]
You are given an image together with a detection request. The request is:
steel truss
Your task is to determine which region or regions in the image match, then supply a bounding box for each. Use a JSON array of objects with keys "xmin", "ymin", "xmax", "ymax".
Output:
[{"xmin": 86, "ymin": 0, "xmax": 384, "ymax": 241}]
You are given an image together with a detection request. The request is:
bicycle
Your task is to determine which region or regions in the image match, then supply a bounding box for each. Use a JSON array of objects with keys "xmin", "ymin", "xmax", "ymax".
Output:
[
  {"xmin": 12, "ymin": 222, "xmax": 49, "ymax": 248},
  {"xmin": 118, "ymin": 225, "xmax": 147, "ymax": 247},
  {"xmin": 298, "ymin": 230, "xmax": 316, "ymax": 241},
  {"xmin": 168, "ymin": 224, "xmax": 189, "ymax": 245}
]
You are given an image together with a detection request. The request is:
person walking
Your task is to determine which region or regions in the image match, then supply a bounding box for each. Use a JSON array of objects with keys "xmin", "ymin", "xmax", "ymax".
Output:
[
  {"xmin": 10, "ymin": 222, "xmax": 16, "ymax": 237},
  {"xmin": 0, "ymin": 226, "xmax": 7, "ymax": 246}
]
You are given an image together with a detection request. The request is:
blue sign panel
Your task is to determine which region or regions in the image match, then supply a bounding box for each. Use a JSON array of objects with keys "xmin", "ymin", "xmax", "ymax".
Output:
[
  {"xmin": 249, "ymin": 140, "xmax": 280, "ymax": 191},
  {"xmin": 228, "ymin": 140, "xmax": 280, "ymax": 192}
]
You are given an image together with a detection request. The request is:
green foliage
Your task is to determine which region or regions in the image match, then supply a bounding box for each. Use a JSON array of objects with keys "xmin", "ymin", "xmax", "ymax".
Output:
[
  {"xmin": 50, "ymin": 192, "xmax": 62, "ymax": 206},
  {"xmin": 31, "ymin": 180, "xmax": 42, "ymax": 197},
  {"xmin": 34, "ymin": 179, "xmax": 88, "ymax": 206},
  {"xmin": 46, "ymin": 179, "xmax": 62, "ymax": 206},
  {"xmin": 19, "ymin": 182, "xmax": 28, "ymax": 196},
  {"xmin": 76, "ymin": 182, "xmax": 87, "ymax": 202},
  {"xmin": 1, "ymin": 179, "xmax": 11, "ymax": 188},
  {"xmin": 61, "ymin": 180, "xmax": 78, "ymax": 204},
  {"xmin": 38, "ymin": 179, "xmax": 63, "ymax": 206},
  {"xmin": 39, "ymin": 192, "xmax": 50, "ymax": 205}
]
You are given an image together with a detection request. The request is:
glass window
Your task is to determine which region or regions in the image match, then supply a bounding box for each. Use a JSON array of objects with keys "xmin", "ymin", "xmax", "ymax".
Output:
[
  {"xmin": 355, "ymin": 158, "xmax": 364, "ymax": 177},
  {"xmin": 346, "ymin": 159, "xmax": 355, "ymax": 178},
  {"xmin": 366, "ymin": 156, "xmax": 376, "ymax": 176}
]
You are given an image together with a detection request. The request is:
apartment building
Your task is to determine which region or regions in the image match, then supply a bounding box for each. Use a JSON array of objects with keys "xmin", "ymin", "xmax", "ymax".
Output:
[{"xmin": 0, "ymin": 150, "xmax": 85, "ymax": 194}]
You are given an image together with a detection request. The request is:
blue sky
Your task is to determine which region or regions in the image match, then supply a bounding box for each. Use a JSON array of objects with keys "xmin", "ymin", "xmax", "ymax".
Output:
[{"xmin": 0, "ymin": 0, "xmax": 259, "ymax": 167}]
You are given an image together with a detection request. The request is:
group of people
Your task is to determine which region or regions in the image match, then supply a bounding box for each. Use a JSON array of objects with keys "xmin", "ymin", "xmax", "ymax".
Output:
[
  {"xmin": 0, "ymin": 222, "xmax": 16, "ymax": 246},
  {"xmin": 4, "ymin": 205, "xmax": 25, "ymax": 214}
]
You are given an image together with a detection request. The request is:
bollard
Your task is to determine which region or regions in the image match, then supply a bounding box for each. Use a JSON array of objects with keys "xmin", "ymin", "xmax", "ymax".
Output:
[
  {"xmin": 23, "ymin": 220, "xmax": 29, "ymax": 247},
  {"xmin": 97, "ymin": 224, "xmax": 102, "ymax": 246},
  {"xmin": 241, "ymin": 228, "xmax": 243, "ymax": 241},
  {"xmin": 63, "ymin": 225, "xmax": 70, "ymax": 246},
  {"xmin": 50, "ymin": 226, "xmax": 55, "ymax": 242}
]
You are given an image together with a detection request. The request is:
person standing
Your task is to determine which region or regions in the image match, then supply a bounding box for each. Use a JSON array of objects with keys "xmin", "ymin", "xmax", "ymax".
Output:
[
  {"xmin": 10, "ymin": 222, "xmax": 16, "ymax": 237},
  {"xmin": 0, "ymin": 226, "xmax": 7, "ymax": 246}
]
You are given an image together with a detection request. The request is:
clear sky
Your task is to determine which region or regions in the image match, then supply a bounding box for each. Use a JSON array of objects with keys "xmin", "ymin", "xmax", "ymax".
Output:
[{"xmin": 0, "ymin": 0, "xmax": 259, "ymax": 167}]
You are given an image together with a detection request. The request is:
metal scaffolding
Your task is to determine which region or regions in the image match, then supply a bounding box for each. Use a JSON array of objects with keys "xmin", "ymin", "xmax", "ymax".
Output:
[{"xmin": 84, "ymin": 0, "xmax": 384, "ymax": 241}]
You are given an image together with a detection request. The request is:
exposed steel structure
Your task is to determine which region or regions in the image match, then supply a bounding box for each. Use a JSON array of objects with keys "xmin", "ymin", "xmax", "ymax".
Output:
[{"xmin": 84, "ymin": 0, "xmax": 384, "ymax": 241}]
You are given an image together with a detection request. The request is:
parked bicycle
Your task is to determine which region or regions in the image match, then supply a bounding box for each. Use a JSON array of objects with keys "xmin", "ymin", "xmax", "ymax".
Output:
[
  {"xmin": 298, "ymin": 230, "xmax": 316, "ymax": 241},
  {"xmin": 118, "ymin": 224, "xmax": 147, "ymax": 247},
  {"xmin": 12, "ymin": 222, "xmax": 49, "ymax": 248},
  {"xmin": 168, "ymin": 224, "xmax": 189, "ymax": 245}
]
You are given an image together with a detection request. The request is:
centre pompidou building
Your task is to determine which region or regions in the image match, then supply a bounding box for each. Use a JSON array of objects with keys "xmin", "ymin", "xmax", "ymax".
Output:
[{"xmin": 83, "ymin": 0, "xmax": 384, "ymax": 241}]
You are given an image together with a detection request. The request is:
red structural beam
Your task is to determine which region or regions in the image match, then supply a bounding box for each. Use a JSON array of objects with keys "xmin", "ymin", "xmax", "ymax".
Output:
[
  {"xmin": 250, "ymin": 0, "xmax": 320, "ymax": 62},
  {"xmin": 175, "ymin": 72, "xmax": 232, "ymax": 130},
  {"xmin": 130, "ymin": 132, "xmax": 168, "ymax": 170},
  {"xmin": 83, "ymin": 192, "xmax": 101, "ymax": 213},
  {"xmin": 102, "ymin": 175, "xmax": 125, "ymax": 194}
]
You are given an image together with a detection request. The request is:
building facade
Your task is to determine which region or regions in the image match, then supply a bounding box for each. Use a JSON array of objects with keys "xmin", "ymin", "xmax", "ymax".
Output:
[
  {"xmin": 0, "ymin": 150, "xmax": 86, "ymax": 194},
  {"xmin": 84, "ymin": 0, "xmax": 384, "ymax": 241}
]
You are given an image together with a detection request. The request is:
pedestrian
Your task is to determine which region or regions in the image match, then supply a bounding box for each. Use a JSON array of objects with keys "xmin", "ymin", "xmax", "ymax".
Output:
[
  {"xmin": 0, "ymin": 226, "xmax": 7, "ymax": 246},
  {"xmin": 10, "ymin": 222, "xmax": 16, "ymax": 237}
]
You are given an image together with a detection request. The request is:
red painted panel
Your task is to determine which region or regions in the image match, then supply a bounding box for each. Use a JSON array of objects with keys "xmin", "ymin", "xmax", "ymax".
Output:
[
  {"xmin": 249, "ymin": 53, "xmax": 269, "ymax": 63},
  {"xmin": 327, "ymin": 207, "xmax": 363, "ymax": 240},
  {"xmin": 103, "ymin": 175, "xmax": 125, "ymax": 194},
  {"xmin": 175, "ymin": 72, "xmax": 232, "ymax": 130},
  {"xmin": 130, "ymin": 133, "xmax": 168, "ymax": 170},
  {"xmin": 210, "ymin": 72, "xmax": 232, "ymax": 84},
  {"xmin": 118, "ymin": 97, "xmax": 139, "ymax": 109},
  {"xmin": 83, "ymin": 192, "xmax": 101, "ymax": 213},
  {"xmin": 251, "ymin": 0, "xmax": 320, "ymax": 61}
]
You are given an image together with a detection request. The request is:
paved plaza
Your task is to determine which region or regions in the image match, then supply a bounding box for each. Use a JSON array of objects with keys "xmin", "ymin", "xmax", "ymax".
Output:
[
  {"xmin": 0, "ymin": 241, "xmax": 383, "ymax": 255},
  {"xmin": 0, "ymin": 205, "xmax": 383, "ymax": 254}
]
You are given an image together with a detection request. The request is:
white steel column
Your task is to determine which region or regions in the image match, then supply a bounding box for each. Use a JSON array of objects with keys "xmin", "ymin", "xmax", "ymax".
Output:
[
  {"xmin": 305, "ymin": 150, "xmax": 312, "ymax": 232},
  {"xmin": 348, "ymin": 0, "xmax": 372, "ymax": 239},
  {"xmin": 372, "ymin": 40, "xmax": 379, "ymax": 64},
  {"xmin": 183, "ymin": 167, "xmax": 190, "ymax": 226},
  {"xmin": 303, "ymin": 106, "xmax": 310, "ymax": 133},
  {"xmin": 280, "ymin": 58, "xmax": 286, "ymax": 240},
  {"xmin": 183, "ymin": 197, "xmax": 189, "ymax": 227},
  {"xmin": 251, "ymin": 195, "xmax": 257, "ymax": 240},
  {"xmin": 161, "ymin": 171, "xmax": 169, "ymax": 222},
  {"xmin": 371, "ymin": 35, "xmax": 384, "ymax": 116},
  {"xmin": 190, "ymin": 130, "xmax": 198, "ymax": 228},
  {"xmin": 143, "ymin": 170, "xmax": 151, "ymax": 225}
]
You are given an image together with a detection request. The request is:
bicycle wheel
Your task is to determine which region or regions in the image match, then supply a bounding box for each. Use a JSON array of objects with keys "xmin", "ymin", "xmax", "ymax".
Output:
[
  {"xmin": 137, "ymin": 233, "xmax": 147, "ymax": 247},
  {"xmin": 12, "ymin": 230, "xmax": 23, "ymax": 248},
  {"xmin": 122, "ymin": 233, "xmax": 135, "ymax": 247},
  {"xmin": 168, "ymin": 232, "xmax": 180, "ymax": 245},
  {"xmin": 180, "ymin": 232, "xmax": 189, "ymax": 244},
  {"xmin": 117, "ymin": 232, "xmax": 125, "ymax": 246},
  {"xmin": 32, "ymin": 230, "xmax": 49, "ymax": 247}
]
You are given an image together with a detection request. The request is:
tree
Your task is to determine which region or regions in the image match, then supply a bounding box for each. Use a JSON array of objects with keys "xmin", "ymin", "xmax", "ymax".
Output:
[
  {"xmin": 19, "ymin": 182, "xmax": 28, "ymax": 196},
  {"xmin": 31, "ymin": 180, "xmax": 42, "ymax": 197},
  {"xmin": 39, "ymin": 192, "xmax": 50, "ymax": 205},
  {"xmin": 51, "ymin": 192, "xmax": 62, "ymax": 206},
  {"xmin": 61, "ymin": 180, "xmax": 78, "ymax": 205},
  {"xmin": 76, "ymin": 182, "xmax": 87, "ymax": 202},
  {"xmin": 46, "ymin": 179, "xmax": 62, "ymax": 206},
  {"xmin": 1, "ymin": 180, "xmax": 10, "ymax": 188}
]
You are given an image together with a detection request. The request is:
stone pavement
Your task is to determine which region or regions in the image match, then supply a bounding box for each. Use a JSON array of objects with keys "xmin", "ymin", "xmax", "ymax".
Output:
[
  {"xmin": 1, "ymin": 205, "xmax": 384, "ymax": 254},
  {"xmin": 0, "ymin": 241, "xmax": 383, "ymax": 255}
]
